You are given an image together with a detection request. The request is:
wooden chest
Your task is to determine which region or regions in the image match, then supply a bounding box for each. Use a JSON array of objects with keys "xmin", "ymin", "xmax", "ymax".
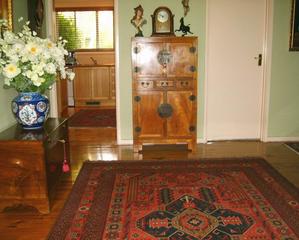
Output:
[
  {"xmin": 132, "ymin": 37, "xmax": 198, "ymax": 152},
  {"xmin": 0, "ymin": 118, "xmax": 69, "ymax": 213}
]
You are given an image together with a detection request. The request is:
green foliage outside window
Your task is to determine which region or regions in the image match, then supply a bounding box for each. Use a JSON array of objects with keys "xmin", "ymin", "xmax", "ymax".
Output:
[
  {"xmin": 56, "ymin": 11, "xmax": 114, "ymax": 50},
  {"xmin": 56, "ymin": 14, "xmax": 81, "ymax": 51}
]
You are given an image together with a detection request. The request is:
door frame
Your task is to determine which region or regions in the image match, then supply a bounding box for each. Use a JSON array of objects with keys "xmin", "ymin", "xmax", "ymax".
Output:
[
  {"xmin": 47, "ymin": 0, "xmax": 122, "ymax": 143},
  {"xmin": 114, "ymin": 0, "xmax": 122, "ymax": 145},
  {"xmin": 202, "ymin": 0, "xmax": 274, "ymax": 143},
  {"xmin": 46, "ymin": 0, "xmax": 59, "ymax": 118}
]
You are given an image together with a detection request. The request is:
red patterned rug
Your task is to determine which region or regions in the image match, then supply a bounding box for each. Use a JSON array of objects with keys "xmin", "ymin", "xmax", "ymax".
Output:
[
  {"xmin": 68, "ymin": 109, "xmax": 116, "ymax": 127},
  {"xmin": 48, "ymin": 158, "xmax": 299, "ymax": 240}
]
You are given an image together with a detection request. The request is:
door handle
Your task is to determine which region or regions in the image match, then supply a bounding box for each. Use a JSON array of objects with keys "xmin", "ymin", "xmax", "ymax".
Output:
[{"xmin": 254, "ymin": 54, "xmax": 262, "ymax": 66}]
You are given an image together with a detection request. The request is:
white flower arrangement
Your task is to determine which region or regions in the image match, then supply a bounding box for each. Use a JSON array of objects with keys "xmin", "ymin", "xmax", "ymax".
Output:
[{"xmin": 0, "ymin": 19, "xmax": 75, "ymax": 93}]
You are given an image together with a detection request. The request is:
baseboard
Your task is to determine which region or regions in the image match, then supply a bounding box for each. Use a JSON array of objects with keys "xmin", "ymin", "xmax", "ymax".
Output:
[
  {"xmin": 117, "ymin": 139, "xmax": 134, "ymax": 145},
  {"xmin": 103, "ymin": 136, "xmax": 299, "ymax": 145},
  {"xmin": 264, "ymin": 137, "xmax": 299, "ymax": 142},
  {"xmin": 0, "ymin": 120, "xmax": 17, "ymax": 133},
  {"xmin": 197, "ymin": 138, "xmax": 207, "ymax": 143},
  {"xmin": 118, "ymin": 139, "xmax": 207, "ymax": 145}
]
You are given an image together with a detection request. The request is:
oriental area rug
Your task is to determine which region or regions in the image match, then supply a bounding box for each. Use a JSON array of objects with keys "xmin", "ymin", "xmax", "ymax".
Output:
[
  {"xmin": 68, "ymin": 109, "xmax": 116, "ymax": 128},
  {"xmin": 48, "ymin": 158, "xmax": 299, "ymax": 240}
]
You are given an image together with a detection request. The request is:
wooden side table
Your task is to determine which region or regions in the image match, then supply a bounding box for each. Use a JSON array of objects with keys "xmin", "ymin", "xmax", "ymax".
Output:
[{"xmin": 0, "ymin": 118, "xmax": 70, "ymax": 214}]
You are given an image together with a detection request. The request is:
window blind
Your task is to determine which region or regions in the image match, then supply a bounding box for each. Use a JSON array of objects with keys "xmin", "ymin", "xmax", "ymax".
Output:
[{"xmin": 56, "ymin": 10, "xmax": 114, "ymax": 51}]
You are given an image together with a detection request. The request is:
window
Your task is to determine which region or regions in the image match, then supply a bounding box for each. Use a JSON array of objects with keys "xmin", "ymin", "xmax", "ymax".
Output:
[{"xmin": 56, "ymin": 10, "xmax": 114, "ymax": 51}]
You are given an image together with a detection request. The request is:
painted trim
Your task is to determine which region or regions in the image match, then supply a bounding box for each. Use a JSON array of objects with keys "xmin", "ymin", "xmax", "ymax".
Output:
[
  {"xmin": 203, "ymin": 0, "xmax": 273, "ymax": 142},
  {"xmin": 203, "ymin": 0, "xmax": 210, "ymax": 143},
  {"xmin": 114, "ymin": 0, "xmax": 121, "ymax": 145},
  {"xmin": 118, "ymin": 139, "xmax": 208, "ymax": 145},
  {"xmin": 0, "ymin": 121, "xmax": 16, "ymax": 133},
  {"xmin": 265, "ymin": 137, "xmax": 299, "ymax": 142},
  {"xmin": 204, "ymin": 137, "xmax": 260, "ymax": 141},
  {"xmin": 45, "ymin": 0, "xmax": 59, "ymax": 118},
  {"xmin": 49, "ymin": 84, "xmax": 58, "ymax": 118},
  {"xmin": 197, "ymin": 138, "xmax": 207, "ymax": 144},
  {"xmin": 118, "ymin": 140, "xmax": 133, "ymax": 145},
  {"xmin": 261, "ymin": 0, "xmax": 274, "ymax": 141}
]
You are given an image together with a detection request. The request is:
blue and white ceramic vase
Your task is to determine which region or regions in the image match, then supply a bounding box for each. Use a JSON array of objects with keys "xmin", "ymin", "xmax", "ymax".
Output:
[{"xmin": 11, "ymin": 92, "xmax": 50, "ymax": 130}]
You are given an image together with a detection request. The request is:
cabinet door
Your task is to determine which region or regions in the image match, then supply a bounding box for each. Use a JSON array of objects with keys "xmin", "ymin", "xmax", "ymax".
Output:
[
  {"xmin": 73, "ymin": 68, "xmax": 93, "ymax": 101},
  {"xmin": 167, "ymin": 42, "xmax": 197, "ymax": 78},
  {"xmin": 92, "ymin": 67, "xmax": 110, "ymax": 100},
  {"xmin": 167, "ymin": 91, "xmax": 196, "ymax": 138},
  {"xmin": 134, "ymin": 91, "xmax": 164, "ymax": 139},
  {"xmin": 133, "ymin": 42, "xmax": 165, "ymax": 78}
]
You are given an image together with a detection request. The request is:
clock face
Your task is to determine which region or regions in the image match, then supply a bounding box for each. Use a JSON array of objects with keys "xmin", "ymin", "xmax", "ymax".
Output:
[
  {"xmin": 151, "ymin": 7, "xmax": 174, "ymax": 36},
  {"xmin": 157, "ymin": 10, "xmax": 169, "ymax": 23}
]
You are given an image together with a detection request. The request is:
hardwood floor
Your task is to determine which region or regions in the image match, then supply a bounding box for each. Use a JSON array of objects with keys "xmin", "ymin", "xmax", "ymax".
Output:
[{"xmin": 0, "ymin": 140, "xmax": 298, "ymax": 239}]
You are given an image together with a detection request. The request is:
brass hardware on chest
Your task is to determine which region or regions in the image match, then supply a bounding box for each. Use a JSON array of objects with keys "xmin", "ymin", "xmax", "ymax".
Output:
[
  {"xmin": 140, "ymin": 81, "xmax": 152, "ymax": 88},
  {"xmin": 189, "ymin": 126, "xmax": 196, "ymax": 132},
  {"xmin": 180, "ymin": 81, "xmax": 189, "ymax": 87},
  {"xmin": 135, "ymin": 127, "xmax": 141, "ymax": 132},
  {"xmin": 157, "ymin": 50, "xmax": 172, "ymax": 66},
  {"xmin": 157, "ymin": 103, "xmax": 173, "ymax": 118},
  {"xmin": 189, "ymin": 95, "xmax": 196, "ymax": 101},
  {"xmin": 134, "ymin": 96, "xmax": 141, "ymax": 102},
  {"xmin": 189, "ymin": 47, "xmax": 196, "ymax": 53},
  {"xmin": 190, "ymin": 66, "xmax": 196, "ymax": 72},
  {"xmin": 133, "ymin": 46, "xmax": 140, "ymax": 54},
  {"xmin": 157, "ymin": 81, "xmax": 174, "ymax": 88},
  {"xmin": 134, "ymin": 66, "xmax": 140, "ymax": 73}
]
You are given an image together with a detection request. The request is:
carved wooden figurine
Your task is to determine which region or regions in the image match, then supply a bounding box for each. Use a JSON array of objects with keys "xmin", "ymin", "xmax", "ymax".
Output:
[
  {"xmin": 131, "ymin": 5, "xmax": 147, "ymax": 37},
  {"xmin": 182, "ymin": 0, "xmax": 190, "ymax": 16}
]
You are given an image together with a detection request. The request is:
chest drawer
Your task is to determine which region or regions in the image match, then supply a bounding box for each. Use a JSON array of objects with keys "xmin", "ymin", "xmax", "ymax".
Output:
[
  {"xmin": 135, "ymin": 80, "xmax": 154, "ymax": 90},
  {"xmin": 156, "ymin": 80, "xmax": 175, "ymax": 89},
  {"xmin": 176, "ymin": 80, "xmax": 193, "ymax": 89}
]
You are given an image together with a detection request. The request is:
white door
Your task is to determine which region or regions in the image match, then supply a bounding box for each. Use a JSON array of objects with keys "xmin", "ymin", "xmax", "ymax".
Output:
[{"xmin": 205, "ymin": 0, "xmax": 266, "ymax": 140}]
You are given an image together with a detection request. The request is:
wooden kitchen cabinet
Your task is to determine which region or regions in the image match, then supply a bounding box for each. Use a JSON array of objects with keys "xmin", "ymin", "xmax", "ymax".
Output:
[
  {"xmin": 0, "ymin": 118, "xmax": 70, "ymax": 214},
  {"xmin": 132, "ymin": 37, "xmax": 198, "ymax": 152},
  {"xmin": 73, "ymin": 66, "xmax": 115, "ymax": 107},
  {"xmin": 73, "ymin": 67, "xmax": 93, "ymax": 104}
]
